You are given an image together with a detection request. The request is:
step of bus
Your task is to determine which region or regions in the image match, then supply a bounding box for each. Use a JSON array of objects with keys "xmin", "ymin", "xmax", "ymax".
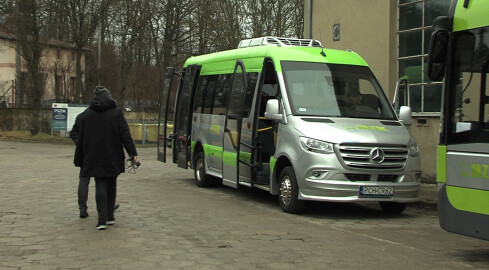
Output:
[
  {"xmin": 253, "ymin": 184, "xmax": 270, "ymax": 192},
  {"xmin": 253, "ymin": 177, "xmax": 269, "ymax": 185}
]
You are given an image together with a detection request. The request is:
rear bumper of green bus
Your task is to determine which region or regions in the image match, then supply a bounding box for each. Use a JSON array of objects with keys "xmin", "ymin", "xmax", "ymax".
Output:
[
  {"xmin": 437, "ymin": 145, "xmax": 489, "ymax": 240},
  {"xmin": 438, "ymin": 184, "xmax": 489, "ymax": 240}
]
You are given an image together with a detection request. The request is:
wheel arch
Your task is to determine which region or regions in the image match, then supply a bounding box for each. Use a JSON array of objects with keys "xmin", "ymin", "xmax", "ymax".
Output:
[
  {"xmin": 270, "ymin": 155, "xmax": 293, "ymax": 195},
  {"xmin": 192, "ymin": 141, "xmax": 204, "ymax": 168}
]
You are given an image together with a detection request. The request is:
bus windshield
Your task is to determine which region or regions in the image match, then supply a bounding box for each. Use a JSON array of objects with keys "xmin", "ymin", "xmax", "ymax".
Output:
[
  {"xmin": 448, "ymin": 26, "xmax": 489, "ymax": 144},
  {"xmin": 281, "ymin": 61, "xmax": 396, "ymax": 120}
]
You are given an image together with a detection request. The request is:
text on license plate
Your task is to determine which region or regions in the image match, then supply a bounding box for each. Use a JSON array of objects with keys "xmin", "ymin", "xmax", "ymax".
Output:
[{"xmin": 360, "ymin": 186, "xmax": 393, "ymax": 196}]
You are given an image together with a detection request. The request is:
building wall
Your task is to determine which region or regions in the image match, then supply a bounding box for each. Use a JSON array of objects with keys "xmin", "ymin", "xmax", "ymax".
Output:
[
  {"xmin": 0, "ymin": 38, "xmax": 15, "ymax": 97},
  {"xmin": 0, "ymin": 36, "xmax": 83, "ymax": 107},
  {"xmin": 408, "ymin": 117, "xmax": 439, "ymax": 181},
  {"xmin": 306, "ymin": 0, "xmax": 439, "ymax": 182},
  {"xmin": 308, "ymin": 0, "xmax": 397, "ymax": 99},
  {"xmin": 0, "ymin": 38, "xmax": 16, "ymax": 106},
  {"xmin": 39, "ymin": 45, "xmax": 79, "ymax": 102}
]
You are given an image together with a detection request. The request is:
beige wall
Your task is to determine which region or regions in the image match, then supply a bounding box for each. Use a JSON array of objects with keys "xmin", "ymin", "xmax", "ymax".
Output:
[
  {"xmin": 309, "ymin": 0, "xmax": 398, "ymax": 98},
  {"xmin": 0, "ymin": 39, "xmax": 15, "ymax": 83},
  {"xmin": 0, "ymin": 39, "xmax": 16, "ymax": 106},
  {"xmin": 306, "ymin": 0, "xmax": 439, "ymax": 182},
  {"xmin": 0, "ymin": 37, "xmax": 83, "ymax": 106},
  {"xmin": 408, "ymin": 117, "xmax": 439, "ymax": 182},
  {"xmin": 39, "ymin": 45, "xmax": 79, "ymax": 101}
]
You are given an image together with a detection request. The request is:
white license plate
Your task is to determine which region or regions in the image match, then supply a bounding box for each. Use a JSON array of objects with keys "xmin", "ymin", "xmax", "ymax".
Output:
[{"xmin": 360, "ymin": 186, "xmax": 393, "ymax": 197}]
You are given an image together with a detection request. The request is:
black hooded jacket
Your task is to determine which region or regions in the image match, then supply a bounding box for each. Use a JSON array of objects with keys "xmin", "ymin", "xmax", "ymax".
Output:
[{"xmin": 73, "ymin": 95, "xmax": 137, "ymax": 177}]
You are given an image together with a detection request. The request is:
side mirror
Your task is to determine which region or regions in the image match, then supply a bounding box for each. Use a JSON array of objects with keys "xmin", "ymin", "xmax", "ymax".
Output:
[
  {"xmin": 393, "ymin": 76, "xmax": 409, "ymax": 115},
  {"xmin": 264, "ymin": 99, "xmax": 282, "ymax": 121},
  {"xmin": 427, "ymin": 16, "xmax": 449, "ymax": 81},
  {"xmin": 399, "ymin": 106, "xmax": 412, "ymax": 126}
]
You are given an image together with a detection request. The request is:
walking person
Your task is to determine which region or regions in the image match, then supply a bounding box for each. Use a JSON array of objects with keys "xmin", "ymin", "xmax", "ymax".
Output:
[
  {"xmin": 70, "ymin": 111, "xmax": 120, "ymax": 218},
  {"xmin": 73, "ymin": 85, "xmax": 139, "ymax": 230}
]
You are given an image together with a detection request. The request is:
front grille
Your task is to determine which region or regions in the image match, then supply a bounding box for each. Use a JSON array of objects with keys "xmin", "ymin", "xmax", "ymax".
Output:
[
  {"xmin": 344, "ymin": 174, "xmax": 399, "ymax": 182},
  {"xmin": 345, "ymin": 173, "xmax": 371, "ymax": 181},
  {"xmin": 338, "ymin": 144, "xmax": 408, "ymax": 170},
  {"xmin": 378, "ymin": 175, "xmax": 399, "ymax": 182}
]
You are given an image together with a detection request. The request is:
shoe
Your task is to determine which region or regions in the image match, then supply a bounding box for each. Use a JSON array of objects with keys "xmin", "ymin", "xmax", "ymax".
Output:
[
  {"xmin": 80, "ymin": 210, "xmax": 89, "ymax": 218},
  {"xmin": 107, "ymin": 220, "xmax": 115, "ymax": 225},
  {"xmin": 96, "ymin": 223, "xmax": 107, "ymax": 230},
  {"xmin": 114, "ymin": 204, "xmax": 120, "ymax": 211}
]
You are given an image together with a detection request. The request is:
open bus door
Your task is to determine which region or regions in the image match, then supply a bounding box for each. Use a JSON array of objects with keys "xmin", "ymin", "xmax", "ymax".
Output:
[
  {"xmin": 174, "ymin": 64, "xmax": 201, "ymax": 169},
  {"xmin": 222, "ymin": 60, "xmax": 248, "ymax": 188},
  {"xmin": 157, "ymin": 67, "xmax": 175, "ymax": 163}
]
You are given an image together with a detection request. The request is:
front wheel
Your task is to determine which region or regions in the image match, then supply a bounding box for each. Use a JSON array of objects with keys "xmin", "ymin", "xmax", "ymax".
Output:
[
  {"xmin": 379, "ymin": 202, "xmax": 406, "ymax": 214},
  {"xmin": 278, "ymin": 166, "xmax": 305, "ymax": 214}
]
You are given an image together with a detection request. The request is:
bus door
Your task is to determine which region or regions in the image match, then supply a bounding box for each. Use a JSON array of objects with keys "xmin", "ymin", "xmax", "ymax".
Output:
[
  {"xmin": 222, "ymin": 60, "xmax": 248, "ymax": 188},
  {"xmin": 174, "ymin": 64, "xmax": 201, "ymax": 169},
  {"xmin": 251, "ymin": 59, "xmax": 278, "ymax": 186},
  {"xmin": 157, "ymin": 67, "xmax": 175, "ymax": 163}
]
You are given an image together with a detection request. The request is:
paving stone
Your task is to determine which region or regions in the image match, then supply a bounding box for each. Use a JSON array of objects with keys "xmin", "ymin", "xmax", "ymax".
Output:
[{"xmin": 0, "ymin": 141, "xmax": 487, "ymax": 270}]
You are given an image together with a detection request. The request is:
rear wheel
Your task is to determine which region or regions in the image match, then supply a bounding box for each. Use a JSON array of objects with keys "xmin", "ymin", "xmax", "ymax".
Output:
[
  {"xmin": 379, "ymin": 202, "xmax": 406, "ymax": 214},
  {"xmin": 278, "ymin": 166, "xmax": 305, "ymax": 214},
  {"xmin": 194, "ymin": 152, "xmax": 214, "ymax": 187}
]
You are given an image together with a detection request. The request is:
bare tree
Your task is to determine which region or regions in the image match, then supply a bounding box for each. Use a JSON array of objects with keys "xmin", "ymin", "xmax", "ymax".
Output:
[
  {"xmin": 63, "ymin": 0, "xmax": 114, "ymax": 103},
  {"xmin": 207, "ymin": 0, "xmax": 245, "ymax": 51},
  {"xmin": 85, "ymin": 42, "xmax": 120, "ymax": 101},
  {"xmin": 2, "ymin": 0, "xmax": 306, "ymax": 127},
  {"xmin": 244, "ymin": 0, "xmax": 304, "ymax": 39},
  {"xmin": 13, "ymin": 0, "xmax": 45, "ymax": 135},
  {"xmin": 49, "ymin": 60, "xmax": 72, "ymax": 101}
]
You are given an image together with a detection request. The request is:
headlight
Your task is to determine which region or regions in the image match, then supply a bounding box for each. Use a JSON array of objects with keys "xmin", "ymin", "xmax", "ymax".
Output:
[
  {"xmin": 300, "ymin": 137, "xmax": 334, "ymax": 154},
  {"xmin": 408, "ymin": 143, "xmax": 419, "ymax": 156}
]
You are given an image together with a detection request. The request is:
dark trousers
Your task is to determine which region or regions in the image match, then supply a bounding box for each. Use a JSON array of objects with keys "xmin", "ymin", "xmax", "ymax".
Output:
[
  {"xmin": 94, "ymin": 176, "xmax": 117, "ymax": 224},
  {"xmin": 78, "ymin": 177, "xmax": 90, "ymax": 211}
]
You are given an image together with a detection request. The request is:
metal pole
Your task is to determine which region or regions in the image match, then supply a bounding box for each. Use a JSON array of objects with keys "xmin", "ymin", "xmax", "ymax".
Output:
[{"xmin": 98, "ymin": 25, "xmax": 102, "ymax": 85}]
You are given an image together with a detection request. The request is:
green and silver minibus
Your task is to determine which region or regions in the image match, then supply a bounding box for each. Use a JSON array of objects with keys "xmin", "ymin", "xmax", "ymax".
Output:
[
  {"xmin": 428, "ymin": 0, "xmax": 489, "ymax": 240},
  {"xmin": 158, "ymin": 37, "xmax": 421, "ymax": 213}
]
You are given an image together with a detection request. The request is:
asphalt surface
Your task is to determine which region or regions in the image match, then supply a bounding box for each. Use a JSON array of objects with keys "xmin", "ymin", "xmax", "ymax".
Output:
[{"xmin": 0, "ymin": 140, "xmax": 487, "ymax": 270}]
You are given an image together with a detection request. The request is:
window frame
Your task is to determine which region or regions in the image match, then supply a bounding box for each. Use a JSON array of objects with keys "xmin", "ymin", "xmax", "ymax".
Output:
[{"xmin": 397, "ymin": 0, "xmax": 449, "ymax": 115}]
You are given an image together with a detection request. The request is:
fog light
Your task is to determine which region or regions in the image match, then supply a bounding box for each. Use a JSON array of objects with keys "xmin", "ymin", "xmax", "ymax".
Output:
[
  {"xmin": 312, "ymin": 171, "xmax": 321, "ymax": 177},
  {"xmin": 311, "ymin": 171, "xmax": 328, "ymax": 178}
]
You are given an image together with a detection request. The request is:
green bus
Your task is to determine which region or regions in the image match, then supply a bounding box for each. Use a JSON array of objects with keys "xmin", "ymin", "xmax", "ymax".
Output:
[
  {"xmin": 158, "ymin": 36, "xmax": 419, "ymax": 213},
  {"xmin": 428, "ymin": 0, "xmax": 489, "ymax": 240}
]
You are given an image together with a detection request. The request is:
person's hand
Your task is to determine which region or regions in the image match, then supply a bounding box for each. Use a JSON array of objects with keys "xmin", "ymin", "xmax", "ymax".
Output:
[{"xmin": 132, "ymin": 156, "xmax": 140, "ymax": 166}]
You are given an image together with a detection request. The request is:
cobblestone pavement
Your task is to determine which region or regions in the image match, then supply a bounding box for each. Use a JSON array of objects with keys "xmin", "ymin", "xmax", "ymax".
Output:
[{"xmin": 1, "ymin": 141, "xmax": 488, "ymax": 270}]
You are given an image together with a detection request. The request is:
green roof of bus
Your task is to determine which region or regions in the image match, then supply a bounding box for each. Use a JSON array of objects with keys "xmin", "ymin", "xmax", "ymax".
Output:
[
  {"xmin": 453, "ymin": 0, "xmax": 489, "ymax": 32},
  {"xmin": 183, "ymin": 45, "xmax": 369, "ymax": 76}
]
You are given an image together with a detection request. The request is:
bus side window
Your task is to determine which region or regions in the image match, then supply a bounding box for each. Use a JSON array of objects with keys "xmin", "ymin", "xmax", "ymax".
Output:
[
  {"xmin": 260, "ymin": 84, "xmax": 277, "ymax": 116},
  {"xmin": 202, "ymin": 75, "xmax": 218, "ymax": 114},
  {"xmin": 193, "ymin": 76, "xmax": 207, "ymax": 113},
  {"xmin": 243, "ymin": 72, "xmax": 259, "ymax": 118},
  {"xmin": 213, "ymin": 74, "xmax": 231, "ymax": 115},
  {"xmin": 257, "ymin": 63, "xmax": 279, "ymax": 158},
  {"xmin": 260, "ymin": 63, "xmax": 279, "ymax": 116}
]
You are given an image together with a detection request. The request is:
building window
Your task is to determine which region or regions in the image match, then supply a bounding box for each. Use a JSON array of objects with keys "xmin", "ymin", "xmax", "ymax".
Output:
[{"xmin": 398, "ymin": 0, "xmax": 450, "ymax": 113}]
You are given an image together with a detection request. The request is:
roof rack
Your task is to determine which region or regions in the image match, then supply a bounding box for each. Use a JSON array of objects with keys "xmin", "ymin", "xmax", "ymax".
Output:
[{"xmin": 238, "ymin": 36, "xmax": 323, "ymax": 49}]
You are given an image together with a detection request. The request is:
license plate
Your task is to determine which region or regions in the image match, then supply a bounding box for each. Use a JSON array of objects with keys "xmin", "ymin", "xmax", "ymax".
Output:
[{"xmin": 360, "ymin": 186, "xmax": 393, "ymax": 197}]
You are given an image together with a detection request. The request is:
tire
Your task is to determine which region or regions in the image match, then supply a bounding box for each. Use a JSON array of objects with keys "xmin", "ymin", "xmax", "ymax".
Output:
[
  {"xmin": 194, "ymin": 152, "xmax": 214, "ymax": 187},
  {"xmin": 379, "ymin": 202, "xmax": 406, "ymax": 214},
  {"xmin": 278, "ymin": 166, "xmax": 305, "ymax": 214}
]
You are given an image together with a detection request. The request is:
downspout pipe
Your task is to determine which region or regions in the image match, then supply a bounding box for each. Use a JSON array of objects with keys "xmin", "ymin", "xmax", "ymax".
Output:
[{"xmin": 306, "ymin": 0, "xmax": 313, "ymax": 39}]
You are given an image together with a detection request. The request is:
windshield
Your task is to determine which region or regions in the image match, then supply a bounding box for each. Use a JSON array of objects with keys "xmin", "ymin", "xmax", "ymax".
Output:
[
  {"xmin": 448, "ymin": 26, "xmax": 489, "ymax": 144},
  {"xmin": 281, "ymin": 61, "xmax": 396, "ymax": 120}
]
